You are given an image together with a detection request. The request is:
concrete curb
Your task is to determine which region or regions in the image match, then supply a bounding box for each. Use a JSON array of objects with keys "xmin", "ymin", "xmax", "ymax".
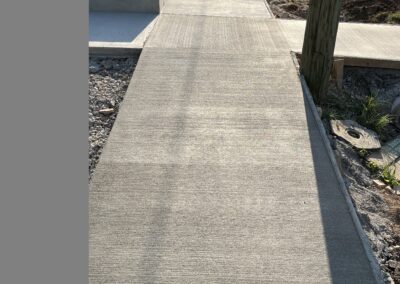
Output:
[{"xmin": 291, "ymin": 53, "xmax": 384, "ymax": 284}]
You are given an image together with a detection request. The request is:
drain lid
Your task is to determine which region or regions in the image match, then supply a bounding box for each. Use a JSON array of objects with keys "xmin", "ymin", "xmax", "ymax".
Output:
[{"xmin": 330, "ymin": 120, "xmax": 381, "ymax": 149}]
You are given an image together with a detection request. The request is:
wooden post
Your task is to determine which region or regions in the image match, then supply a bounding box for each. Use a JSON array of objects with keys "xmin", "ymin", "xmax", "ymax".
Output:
[
  {"xmin": 332, "ymin": 58, "xmax": 344, "ymax": 90},
  {"xmin": 300, "ymin": 0, "xmax": 342, "ymax": 104}
]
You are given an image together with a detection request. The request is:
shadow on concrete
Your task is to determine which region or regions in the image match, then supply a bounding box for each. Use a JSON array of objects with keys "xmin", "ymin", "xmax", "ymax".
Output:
[
  {"xmin": 89, "ymin": 12, "xmax": 157, "ymax": 43},
  {"xmin": 302, "ymin": 89, "xmax": 377, "ymax": 283},
  {"xmin": 135, "ymin": 3, "xmax": 209, "ymax": 283}
]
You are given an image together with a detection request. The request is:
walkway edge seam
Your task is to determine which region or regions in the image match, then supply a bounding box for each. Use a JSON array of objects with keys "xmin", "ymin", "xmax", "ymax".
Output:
[
  {"xmin": 296, "ymin": 57, "xmax": 384, "ymax": 283},
  {"xmin": 263, "ymin": 0, "xmax": 275, "ymax": 19}
]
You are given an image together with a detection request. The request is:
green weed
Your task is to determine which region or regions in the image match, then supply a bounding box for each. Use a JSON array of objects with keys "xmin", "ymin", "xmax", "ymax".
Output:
[
  {"xmin": 371, "ymin": 11, "xmax": 400, "ymax": 24},
  {"xmin": 388, "ymin": 12, "xmax": 400, "ymax": 24},
  {"xmin": 358, "ymin": 149, "xmax": 368, "ymax": 159},
  {"xmin": 356, "ymin": 95, "xmax": 391, "ymax": 137},
  {"xmin": 366, "ymin": 161, "xmax": 381, "ymax": 175},
  {"xmin": 380, "ymin": 165, "xmax": 400, "ymax": 187}
]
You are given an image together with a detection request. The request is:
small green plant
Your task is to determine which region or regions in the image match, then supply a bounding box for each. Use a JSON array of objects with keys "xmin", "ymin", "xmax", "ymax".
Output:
[
  {"xmin": 387, "ymin": 12, "xmax": 400, "ymax": 24},
  {"xmin": 356, "ymin": 95, "xmax": 391, "ymax": 137},
  {"xmin": 326, "ymin": 110, "xmax": 339, "ymax": 120},
  {"xmin": 366, "ymin": 161, "xmax": 380, "ymax": 175},
  {"xmin": 322, "ymin": 93, "xmax": 357, "ymax": 120},
  {"xmin": 380, "ymin": 165, "xmax": 400, "ymax": 187},
  {"xmin": 358, "ymin": 95, "xmax": 378, "ymax": 124},
  {"xmin": 322, "ymin": 92, "xmax": 392, "ymax": 139},
  {"xmin": 371, "ymin": 11, "xmax": 400, "ymax": 24},
  {"xmin": 374, "ymin": 114, "xmax": 391, "ymax": 133},
  {"xmin": 371, "ymin": 12, "xmax": 389, "ymax": 23},
  {"xmin": 358, "ymin": 149, "xmax": 368, "ymax": 159}
]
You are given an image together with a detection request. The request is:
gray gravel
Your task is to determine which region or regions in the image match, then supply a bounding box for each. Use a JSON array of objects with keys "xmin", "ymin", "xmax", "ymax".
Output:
[
  {"xmin": 343, "ymin": 67, "xmax": 400, "ymax": 110},
  {"xmin": 323, "ymin": 67, "xmax": 400, "ymax": 284},
  {"xmin": 333, "ymin": 138, "xmax": 399, "ymax": 284},
  {"xmin": 89, "ymin": 56, "xmax": 138, "ymax": 180}
]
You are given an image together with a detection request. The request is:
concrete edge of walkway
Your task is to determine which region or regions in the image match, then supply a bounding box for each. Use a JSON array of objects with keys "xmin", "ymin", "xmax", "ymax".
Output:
[
  {"xmin": 89, "ymin": 44, "xmax": 142, "ymax": 56},
  {"xmin": 291, "ymin": 52, "xmax": 384, "ymax": 284},
  {"xmin": 340, "ymin": 56, "xmax": 400, "ymax": 70},
  {"xmin": 263, "ymin": 0, "xmax": 275, "ymax": 19},
  {"xmin": 280, "ymin": 17, "xmax": 400, "ymax": 28},
  {"xmin": 292, "ymin": 51, "xmax": 400, "ymax": 70}
]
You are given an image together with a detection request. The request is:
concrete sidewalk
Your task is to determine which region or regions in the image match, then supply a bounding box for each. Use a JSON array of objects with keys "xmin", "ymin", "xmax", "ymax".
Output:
[
  {"xmin": 279, "ymin": 19, "xmax": 400, "ymax": 63},
  {"xmin": 90, "ymin": 1, "xmax": 380, "ymax": 283}
]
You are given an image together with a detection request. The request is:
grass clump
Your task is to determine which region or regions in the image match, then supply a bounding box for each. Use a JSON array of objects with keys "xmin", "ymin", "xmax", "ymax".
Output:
[
  {"xmin": 388, "ymin": 12, "xmax": 400, "ymax": 24},
  {"xmin": 322, "ymin": 92, "xmax": 392, "ymax": 139},
  {"xmin": 357, "ymin": 148, "xmax": 369, "ymax": 159},
  {"xmin": 380, "ymin": 165, "xmax": 400, "ymax": 187},
  {"xmin": 366, "ymin": 162, "xmax": 400, "ymax": 187},
  {"xmin": 371, "ymin": 11, "xmax": 400, "ymax": 24},
  {"xmin": 357, "ymin": 95, "xmax": 391, "ymax": 136},
  {"xmin": 366, "ymin": 161, "xmax": 381, "ymax": 175}
]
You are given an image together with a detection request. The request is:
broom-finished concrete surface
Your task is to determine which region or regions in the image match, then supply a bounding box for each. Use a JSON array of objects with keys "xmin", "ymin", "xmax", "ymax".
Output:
[
  {"xmin": 161, "ymin": 0, "xmax": 273, "ymax": 18},
  {"xmin": 90, "ymin": 1, "xmax": 380, "ymax": 283}
]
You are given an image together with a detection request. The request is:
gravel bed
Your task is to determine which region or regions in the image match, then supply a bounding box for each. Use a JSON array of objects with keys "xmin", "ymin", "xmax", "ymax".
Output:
[
  {"xmin": 321, "ymin": 67, "xmax": 400, "ymax": 284},
  {"xmin": 267, "ymin": 0, "xmax": 400, "ymax": 24},
  {"xmin": 89, "ymin": 56, "xmax": 138, "ymax": 180}
]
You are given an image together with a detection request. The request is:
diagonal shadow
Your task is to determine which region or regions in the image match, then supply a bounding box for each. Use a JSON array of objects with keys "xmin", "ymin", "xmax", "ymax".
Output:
[
  {"xmin": 136, "ymin": 3, "xmax": 213, "ymax": 283},
  {"xmin": 301, "ymin": 85, "xmax": 379, "ymax": 283}
]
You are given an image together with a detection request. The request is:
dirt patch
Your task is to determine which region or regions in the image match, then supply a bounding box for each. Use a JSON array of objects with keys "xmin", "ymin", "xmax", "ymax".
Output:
[{"xmin": 268, "ymin": 0, "xmax": 400, "ymax": 24}]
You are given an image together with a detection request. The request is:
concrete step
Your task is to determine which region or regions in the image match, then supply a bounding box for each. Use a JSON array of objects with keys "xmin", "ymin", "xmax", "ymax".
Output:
[{"xmin": 90, "ymin": 0, "xmax": 160, "ymax": 13}]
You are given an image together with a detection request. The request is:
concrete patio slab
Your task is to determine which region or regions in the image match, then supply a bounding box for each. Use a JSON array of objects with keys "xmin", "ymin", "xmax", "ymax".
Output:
[
  {"xmin": 89, "ymin": 12, "xmax": 158, "ymax": 54},
  {"xmin": 279, "ymin": 19, "xmax": 400, "ymax": 64}
]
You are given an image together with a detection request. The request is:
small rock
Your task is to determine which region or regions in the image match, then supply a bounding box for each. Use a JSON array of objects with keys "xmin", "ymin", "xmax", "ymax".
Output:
[
  {"xmin": 113, "ymin": 62, "xmax": 121, "ymax": 70},
  {"xmin": 89, "ymin": 63, "xmax": 101, "ymax": 73},
  {"xmin": 103, "ymin": 60, "xmax": 113, "ymax": 70},
  {"xmin": 98, "ymin": 108, "xmax": 114, "ymax": 115},
  {"xmin": 385, "ymin": 185, "xmax": 394, "ymax": 193},
  {"xmin": 316, "ymin": 106, "xmax": 322, "ymax": 117},
  {"xmin": 385, "ymin": 276, "xmax": 395, "ymax": 284},
  {"xmin": 388, "ymin": 260, "xmax": 397, "ymax": 269},
  {"xmin": 373, "ymin": 179, "xmax": 386, "ymax": 189}
]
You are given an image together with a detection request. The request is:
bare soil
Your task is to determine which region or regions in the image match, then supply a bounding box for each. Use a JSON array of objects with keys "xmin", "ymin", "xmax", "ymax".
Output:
[{"xmin": 268, "ymin": 0, "xmax": 400, "ymax": 24}]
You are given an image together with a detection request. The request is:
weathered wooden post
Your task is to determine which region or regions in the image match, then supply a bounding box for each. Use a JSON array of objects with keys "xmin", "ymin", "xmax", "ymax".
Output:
[{"xmin": 300, "ymin": 0, "xmax": 342, "ymax": 104}]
